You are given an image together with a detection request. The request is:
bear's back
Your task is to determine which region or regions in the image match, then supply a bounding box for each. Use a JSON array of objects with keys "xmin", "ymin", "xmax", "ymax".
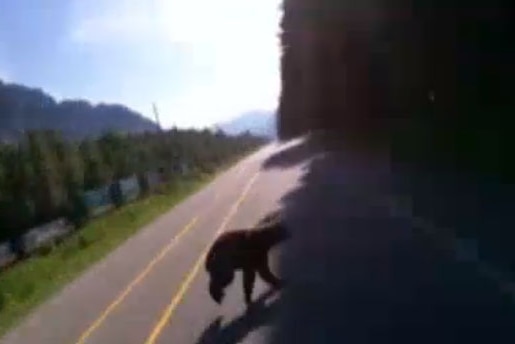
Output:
[{"xmin": 205, "ymin": 229, "xmax": 250, "ymax": 271}]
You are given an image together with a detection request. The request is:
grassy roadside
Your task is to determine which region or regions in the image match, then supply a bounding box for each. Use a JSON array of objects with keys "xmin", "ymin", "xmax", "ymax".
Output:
[{"xmin": 0, "ymin": 151, "xmax": 255, "ymax": 337}]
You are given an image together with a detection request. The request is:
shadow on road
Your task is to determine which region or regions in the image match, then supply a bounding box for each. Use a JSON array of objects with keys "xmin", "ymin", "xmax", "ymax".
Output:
[
  {"xmin": 260, "ymin": 137, "xmax": 515, "ymax": 344},
  {"xmin": 262, "ymin": 137, "xmax": 317, "ymax": 170},
  {"xmin": 195, "ymin": 289, "xmax": 281, "ymax": 344}
]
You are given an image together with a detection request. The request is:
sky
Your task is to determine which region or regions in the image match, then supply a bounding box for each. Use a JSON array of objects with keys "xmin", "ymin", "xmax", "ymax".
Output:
[{"xmin": 0, "ymin": 0, "xmax": 282, "ymax": 128}]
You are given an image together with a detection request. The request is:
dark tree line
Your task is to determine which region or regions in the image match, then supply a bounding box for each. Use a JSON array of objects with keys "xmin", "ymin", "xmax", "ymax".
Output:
[
  {"xmin": 0, "ymin": 129, "xmax": 266, "ymax": 242},
  {"xmin": 278, "ymin": 0, "xmax": 514, "ymax": 180}
]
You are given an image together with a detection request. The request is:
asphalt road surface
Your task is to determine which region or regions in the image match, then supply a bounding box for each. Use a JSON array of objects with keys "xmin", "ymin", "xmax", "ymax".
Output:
[{"xmin": 3, "ymin": 138, "xmax": 515, "ymax": 344}]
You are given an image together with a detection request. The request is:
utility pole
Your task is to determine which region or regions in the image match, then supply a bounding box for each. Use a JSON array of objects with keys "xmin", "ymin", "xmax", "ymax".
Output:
[{"xmin": 152, "ymin": 102, "xmax": 162, "ymax": 132}]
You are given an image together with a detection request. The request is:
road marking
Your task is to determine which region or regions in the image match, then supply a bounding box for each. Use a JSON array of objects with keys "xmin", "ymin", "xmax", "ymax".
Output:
[
  {"xmin": 75, "ymin": 217, "xmax": 198, "ymax": 344},
  {"xmin": 144, "ymin": 172, "xmax": 260, "ymax": 344}
]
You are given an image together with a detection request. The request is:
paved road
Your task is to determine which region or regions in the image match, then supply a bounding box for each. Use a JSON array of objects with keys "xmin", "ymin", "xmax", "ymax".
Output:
[{"xmin": 3, "ymin": 138, "xmax": 515, "ymax": 344}]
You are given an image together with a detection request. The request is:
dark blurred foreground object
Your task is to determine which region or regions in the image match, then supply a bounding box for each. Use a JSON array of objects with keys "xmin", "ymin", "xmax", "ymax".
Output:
[{"xmin": 278, "ymin": 0, "xmax": 514, "ymax": 181}]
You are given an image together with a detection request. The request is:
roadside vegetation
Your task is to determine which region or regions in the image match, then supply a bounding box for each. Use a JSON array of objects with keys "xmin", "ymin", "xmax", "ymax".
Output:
[{"xmin": 0, "ymin": 127, "xmax": 266, "ymax": 336}]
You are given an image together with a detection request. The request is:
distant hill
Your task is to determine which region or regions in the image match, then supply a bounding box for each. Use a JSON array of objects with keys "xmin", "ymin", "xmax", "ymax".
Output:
[
  {"xmin": 0, "ymin": 80, "xmax": 159, "ymax": 142},
  {"xmin": 216, "ymin": 111, "xmax": 276, "ymax": 139}
]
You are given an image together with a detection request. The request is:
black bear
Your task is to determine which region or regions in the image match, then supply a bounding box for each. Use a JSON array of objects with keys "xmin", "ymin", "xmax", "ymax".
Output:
[{"xmin": 205, "ymin": 212, "xmax": 290, "ymax": 306}]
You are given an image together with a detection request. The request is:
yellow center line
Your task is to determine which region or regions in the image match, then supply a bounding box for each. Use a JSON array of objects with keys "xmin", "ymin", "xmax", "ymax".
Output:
[
  {"xmin": 75, "ymin": 182, "xmax": 226, "ymax": 343},
  {"xmin": 75, "ymin": 217, "xmax": 199, "ymax": 344},
  {"xmin": 144, "ymin": 172, "xmax": 260, "ymax": 344}
]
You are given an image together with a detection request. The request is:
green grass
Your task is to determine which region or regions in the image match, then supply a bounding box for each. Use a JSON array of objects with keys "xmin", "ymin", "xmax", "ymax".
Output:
[{"xmin": 0, "ymin": 154, "xmax": 251, "ymax": 337}]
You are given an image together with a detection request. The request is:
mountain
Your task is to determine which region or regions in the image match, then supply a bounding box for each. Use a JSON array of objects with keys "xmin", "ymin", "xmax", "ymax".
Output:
[
  {"xmin": 216, "ymin": 111, "xmax": 276, "ymax": 139},
  {"xmin": 0, "ymin": 80, "xmax": 159, "ymax": 142}
]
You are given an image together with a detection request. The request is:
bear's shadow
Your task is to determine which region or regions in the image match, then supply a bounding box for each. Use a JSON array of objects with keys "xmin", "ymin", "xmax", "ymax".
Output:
[{"xmin": 195, "ymin": 289, "xmax": 281, "ymax": 344}]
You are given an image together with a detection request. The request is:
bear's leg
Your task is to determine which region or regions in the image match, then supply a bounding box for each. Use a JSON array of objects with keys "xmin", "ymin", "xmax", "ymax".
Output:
[
  {"xmin": 257, "ymin": 258, "xmax": 283, "ymax": 289},
  {"xmin": 242, "ymin": 268, "xmax": 256, "ymax": 306}
]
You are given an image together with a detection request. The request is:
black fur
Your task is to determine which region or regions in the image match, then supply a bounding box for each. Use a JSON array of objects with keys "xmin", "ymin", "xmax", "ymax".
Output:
[{"xmin": 205, "ymin": 215, "xmax": 290, "ymax": 306}]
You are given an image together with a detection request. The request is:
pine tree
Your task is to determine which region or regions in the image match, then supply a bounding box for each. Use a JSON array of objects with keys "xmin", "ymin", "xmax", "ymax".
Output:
[
  {"xmin": 80, "ymin": 139, "xmax": 110, "ymax": 189},
  {"xmin": 25, "ymin": 131, "xmax": 66, "ymax": 222}
]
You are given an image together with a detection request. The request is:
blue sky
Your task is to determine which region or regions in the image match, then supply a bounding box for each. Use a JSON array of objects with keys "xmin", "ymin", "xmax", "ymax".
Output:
[{"xmin": 0, "ymin": 0, "xmax": 281, "ymax": 128}]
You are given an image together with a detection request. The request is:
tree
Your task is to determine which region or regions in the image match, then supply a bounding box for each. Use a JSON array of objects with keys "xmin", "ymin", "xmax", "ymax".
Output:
[
  {"xmin": 0, "ymin": 123, "xmax": 266, "ymax": 242},
  {"xmin": 25, "ymin": 131, "xmax": 66, "ymax": 222},
  {"xmin": 47, "ymin": 131, "xmax": 86, "ymax": 223},
  {"xmin": 80, "ymin": 139, "xmax": 110, "ymax": 189}
]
